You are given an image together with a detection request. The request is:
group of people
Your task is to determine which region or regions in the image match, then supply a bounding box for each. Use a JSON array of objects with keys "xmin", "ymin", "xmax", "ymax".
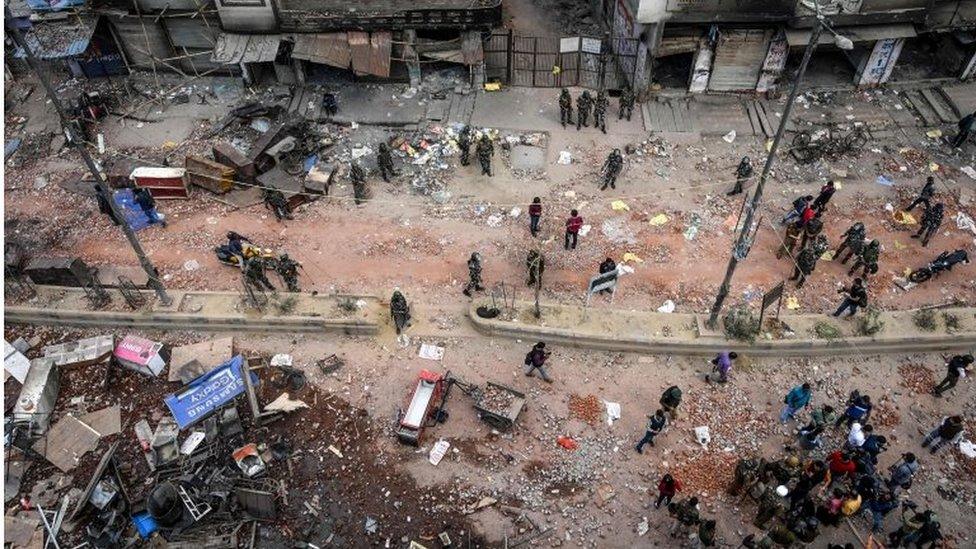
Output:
[
  {"xmin": 558, "ymin": 87, "xmax": 636, "ymax": 133},
  {"xmin": 223, "ymin": 231, "xmax": 303, "ymax": 293}
]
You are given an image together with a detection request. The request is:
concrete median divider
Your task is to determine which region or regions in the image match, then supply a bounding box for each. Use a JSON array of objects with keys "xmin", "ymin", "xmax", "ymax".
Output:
[{"xmin": 467, "ymin": 300, "xmax": 976, "ymax": 357}]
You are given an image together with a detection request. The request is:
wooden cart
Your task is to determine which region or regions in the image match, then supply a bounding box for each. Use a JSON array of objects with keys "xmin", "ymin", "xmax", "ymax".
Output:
[{"xmin": 470, "ymin": 381, "xmax": 525, "ymax": 430}]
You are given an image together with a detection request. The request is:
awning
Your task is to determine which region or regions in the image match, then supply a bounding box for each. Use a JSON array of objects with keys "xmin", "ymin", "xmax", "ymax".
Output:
[
  {"xmin": 16, "ymin": 15, "xmax": 98, "ymax": 59},
  {"xmin": 212, "ymin": 33, "xmax": 282, "ymax": 64},
  {"xmin": 785, "ymin": 24, "xmax": 917, "ymax": 46},
  {"xmin": 293, "ymin": 31, "xmax": 391, "ymax": 77},
  {"xmin": 292, "ymin": 33, "xmax": 351, "ymax": 69}
]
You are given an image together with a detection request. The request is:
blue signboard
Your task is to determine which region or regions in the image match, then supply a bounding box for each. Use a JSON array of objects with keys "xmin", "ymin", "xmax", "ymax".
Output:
[{"xmin": 165, "ymin": 355, "xmax": 249, "ymax": 429}]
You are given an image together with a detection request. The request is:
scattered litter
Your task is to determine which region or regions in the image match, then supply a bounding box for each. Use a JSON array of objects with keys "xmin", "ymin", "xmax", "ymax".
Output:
[
  {"xmin": 486, "ymin": 214, "xmax": 504, "ymax": 227},
  {"xmin": 264, "ymin": 393, "xmax": 309, "ymax": 413},
  {"xmin": 785, "ymin": 296, "xmax": 800, "ymax": 310},
  {"xmin": 648, "ymin": 213, "xmax": 670, "ymax": 226},
  {"xmin": 694, "ymin": 425, "xmax": 711, "ymax": 447},
  {"xmin": 179, "ymin": 432, "xmax": 206, "ymax": 455},
  {"xmin": 961, "ymin": 166, "xmax": 976, "ymax": 180},
  {"xmin": 429, "ymin": 440, "xmax": 450, "ymax": 466},
  {"xmin": 557, "ymin": 151, "xmax": 572, "ymax": 164},
  {"xmin": 564, "ymin": 190, "xmax": 576, "ymax": 198},
  {"xmin": 926, "ymin": 129, "xmax": 942, "ymax": 138},
  {"xmin": 820, "ymin": 250, "xmax": 834, "ymax": 261},
  {"xmin": 183, "ymin": 259, "xmax": 200, "ymax": 271},
  {"xmin": 884, "ymin": 203, "xmax": 895, "ymax": 213},
  {"xmin": 959, "ymin": 439, "xmax": 976, "ymax": 458},
  {"xmin": 622, "ymin": 252, "xmax": 643, "ymax": 263},
  {"xmin": 657, "ymin": 300, "xmax": 676, "ymax": 314},
  {"xmin": 233, "ymin": 443, "xmax": 266, "ymax": 477},
  {"xmin": 604, "ymin": 401, "xmax": 621, "ymax": 426},
  {"xmin": 365, "ymin": 516, "xmax": 379, "ymax": 534},
  {"xmin": 328, "ymin": 445, "xmax": 344, "ymax": 458},
  {"xmin": 578, "ymin": 224, "xmax": 592, "ymax": 237},
  {"xmin": 556, "ymin": 436, "xmax": 578, "ymax": 450},
  {"xmin": 418, "ymin": 344, "xmax": 445, "ymax": 361},
  {"xmin": 893, "ymin": 211, "xmax": 917, "ymax": 225},
  {"xmin": 611, "ymin": 200, "xmax": 630, "ymax": 211},
  {"xmin": 270, "ymin": 354, "xmax": 293, "ymax": 367},
  {"xmin": 636, "ymin": 517, "xmax": 649, "ymax": 536},
  {"xmin": 509, "ymin": 207, "xmax": 521, "ymax": 217},
  {"xmin": 876, "ymin": 175, "xmax": 893, "ymax": 187},
  {"xmin": 956, "ymin": 212, "xmax": 976, "ymax": 235},
  {"xmin": 483, "ymin": 82, "xmax": 501, "ymax": 91},
  {"xmin": 893, "ymin": 240, "xmax": 907, "ymax": 250},
  {"xmin": 722, "ymin": 130, "xmax": 736, "ymax": 143},
  {"xmin": 929, "ymin": 162, "xmax": 940, "ymax": 172},
  {"xmin": 684, "ymin": 214, "xmax": 702, "ymax": 241}
]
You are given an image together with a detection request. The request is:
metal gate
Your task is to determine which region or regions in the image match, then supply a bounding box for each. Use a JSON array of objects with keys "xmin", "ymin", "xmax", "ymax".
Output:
[{"xmin": 484, "ymin": 30, "xmax": 639, "ymax": 90}]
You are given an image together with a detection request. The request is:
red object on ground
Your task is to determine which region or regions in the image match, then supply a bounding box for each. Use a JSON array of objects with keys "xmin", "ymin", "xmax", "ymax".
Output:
[
  {"xmin": 130, "ymin": 167, "xmax": 189, "ymax": 199},
  {"xmin": 557, "ymin": 436, "xmax": 578, "ymax": 450}
]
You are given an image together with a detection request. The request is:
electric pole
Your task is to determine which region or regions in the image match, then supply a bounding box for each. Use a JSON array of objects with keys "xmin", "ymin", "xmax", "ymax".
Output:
[
  {"xmin": 706, "ymin": 23, "xmax": 824, "ymax": 328},
  {"xmin": 6, "ymin": 10, "xmax": 172, "ymax": 305}
]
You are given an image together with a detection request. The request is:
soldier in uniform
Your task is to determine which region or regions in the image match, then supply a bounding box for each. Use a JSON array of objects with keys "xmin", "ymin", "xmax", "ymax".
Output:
[
  {"xmin": 669, "ymin": 497, "xmax": 701, "ymax": 537},
  {"xmin": 811, "ymin": 234, "xmax": 829, "ymax": 261},
  {"xmin": 754, "ymin": 485, "xmax": 789, "ymax": 529},
  {"xmin": 476, "ymin": 134, "xmax": 494, "ymax": 176},
  {"xmin": 244, "ymin": 256, "xmax": 275, "ymax": 291},
  {"xmin": 849, "ymin": 239, "xmax": 880, "ymax": 278},
  {"xmin": 727, "ymin": 156, "xmax": 754, "ymax": 196},
  {"xmin": 729, "ymin": 457, "xmax": 765, "ymax": 496},
  {"xmin": 458, "ymin": 126, "xmax": 472, "ymax": 166},
  {"xmin": 576, "ymin": 90, "xmax": 593, "ymax": 130},
  {"xmin": 462, "ymin": 252, "xmax": 484, "ymax": 297},
  {"xmin": 601, "ymin": 149, "xmax": 624, "ymax": 191},
  {"xmin": 264, "ymin": 189, "xmax": 293, "ymax": 221},
  {"xmin": 275, "ymin": 253, "xmax": 301, "ymax": 292},
  {"xmin": 777, "ymin": 221, "xmax": 803, "ymax": 260},
  {"xmin": 618, "ymin": 86, "xmax": 635, "ymax": 121},
  {"xmin": 558, "ymin": 88, "xmax": 574, "ymax": 128},
  {"xmin": 799, "ymin": 214, "xmax": 824, "ymax": 250},
  {"xmin": 391, "ymin": 290, "xmax": 410, "ymax": 334},
  {"xmin": 836, "ymin": 222, "xmax": 866, "ymax": 264},
  {"xmin": 377, "ymin": 142, "xmax": 397, "ymax": 182},
  {"xmin": 790, "ymin": 245, "xmax": 818, "ymax": 288},
  {"xmin": 913, "ymin": 202, "xmax": 944, "ymax": 247},
  {"xmin": 906, "ymin": 176, "xmax": 936, "ymax": 212},
  {"xmin": 526, "ymin": 249, "xmax": 545, "ymax": 287},
  {"xmin": 593, "ymin": 90, "xmax": 609, "ymax": 134},
  {"xmin": 350, "ymin": 163, "xmax": 369, "ymax": 205}
]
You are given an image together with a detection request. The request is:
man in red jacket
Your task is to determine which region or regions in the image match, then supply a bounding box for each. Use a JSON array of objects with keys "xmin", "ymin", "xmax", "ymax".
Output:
[
  {"xmin": 827, "ymin": 451, "xmax": 856, "ymax": 486},
  {"xmin": 528, "ymin": 197, "xmax": 542, "ymax": 237},
  {"xmin": 565, "ymin": 209, "xmax": 583, "ymax": 250}
]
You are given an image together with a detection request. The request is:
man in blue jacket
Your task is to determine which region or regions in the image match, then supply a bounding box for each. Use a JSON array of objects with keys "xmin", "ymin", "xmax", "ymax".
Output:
[{"xmin": 780, "ymin": 383, "xmax": 813, "ymax": 423}]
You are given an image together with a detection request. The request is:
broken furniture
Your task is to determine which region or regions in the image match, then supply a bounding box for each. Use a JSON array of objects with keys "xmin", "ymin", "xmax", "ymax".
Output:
[
  {"xmin": 130, "ymin": 167, "xmax": 189, "ymax": 199},
  {"xmin": 114, "ymin": 335, "xmax": 166, "ymax": 377},
  {"xmin": 185, "ymin": 156, "xmax": 235, "ymax": 194},
  {"xmin": 42, "ymin": 335, "xmax": 114, "ymax": 368},
  {"xmin": 23, "ymin": 256, "xmax": 96, "ymax": 287},
  {"xmin": 213, "ymin": 142, "xmax": 255, "ymax": 183},
  {"xmin": 397, "ymin": 369, "xmax": 450, "ymax": 446},
  {"xmin": 458, "ymin": 380, "xmax": 526, "ymax": 431},
  {"xmin": 12, "ymin": 357, "xmax": 59, "ymax": 436},
  {"xmin": 5, "ymin": 339, "xmax": 32, "ymax": 383}
]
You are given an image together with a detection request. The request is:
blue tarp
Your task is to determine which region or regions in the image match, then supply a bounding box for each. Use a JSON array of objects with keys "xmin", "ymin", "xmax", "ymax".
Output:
[
  {"xmin": 164, "ymin": 355, "xmax": 250, "ymax": 429},
  {"xmin": 112, "ymin": 189, "xmax": 154, "ymax": 232},
  {"xmin": 25, "ymin": 0, "xmax": 85, "ymax": 11}
]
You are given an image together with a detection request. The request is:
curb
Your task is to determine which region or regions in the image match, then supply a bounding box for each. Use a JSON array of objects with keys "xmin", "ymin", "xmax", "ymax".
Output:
[{"xmin": 467, "ymin": 302, "xmax": 976, "ymax": 357}]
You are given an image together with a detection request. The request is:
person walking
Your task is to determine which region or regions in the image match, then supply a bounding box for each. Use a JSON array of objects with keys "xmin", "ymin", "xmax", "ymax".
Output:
[
  {"xmin": 636, "ymin": 409, "xmax": 668, "ymax": 453},
  {"xmin": 528, "ymin": 197, "xmax": 542, "ymax": 237},
  {"xmin": 950, "ymin": 110, "xmax": 975, "ymax": 148},
  {"xmin": 655, "ymin": 473, "xmax": 682, "ymax": 508},
  {"xmin": 597, "ymin": 257, "xmax": 616, "ymax": 294},
  {"xmin": 523, "ymin": 342, "xmax": 552, "ymax": 383},
  {"xmin": 835, "ymin": 222, "xmax": 866, "ymax": 264},
  {"xmin": 933, "ymin": 353, "xmax": 974, "ymax": 396},
  {"xmin": 476, "ymin": 134, "xmax": 494, "ymax": 176},
  {"xmin": 812, "ymin": 180, "xmax": 836, "ymax": 213},
  {"xmin": 922, "ymin": 415, "xmax": 964, "ymax": 453},
  {"xmin": 462, "ymin": 252, "xmax": 484, "ymax": 297},
  {"xmin": 789, "ymin": 246, "xmax": 818, "ymax": 288},
  {"xmin": 706, "ymin": 351, "xmax": 737, "ymax": 384},
  {"xmin": 350, "ymin": 163, "xmax": 370, "ymax": 204},
  {"xmin": 848, "ymin": 240, "xmax": 880, "ymax": 278},
  {"xmin": 727, "ymin": 156, "xmax": 753, "ymax": 196},
  {"xmin": 886, "ymin": 452, "xmax": 919, "ymax": 493},
  {"xmin": 659, "ymin": 385, "xmax": 683, "ymax": 420},
  {"xmin": 776, "ymin": 220, "xmax": 803, "ymax": 260},
  {"xmin": 782, "ymin": 195, "xmax": 813, "ymax": 225},
  {"xmin": 377, "ymin": 142, "xmax": 398, "ymax": 182},
  {"xmin": 780, "ymin": 383, "xmax": 813, "ymax": 423},
  {"xmin": 618, "ymin": 86, "xmax": 635, "ymax": 121},
  {"xmin": 832, "ymin": 278, "xmax": 867, "ymax": 317},
  {"xmin": 906, "ymin": 176, "xmax": 936, "ymax": 212},
  {"xmin": 600, "ymin": 149, "xmax": 624, "ymax": 191},
  {"xmin": 912, "ymin": 203, "xmax": 944, "ymax": 247},
  {"xmin": 564, "ymin": 209, "xmax": 583, "ymax": 250},
  {"xmin": 458, "ymin": 125, "xmax": 472, "ymax": 166}
]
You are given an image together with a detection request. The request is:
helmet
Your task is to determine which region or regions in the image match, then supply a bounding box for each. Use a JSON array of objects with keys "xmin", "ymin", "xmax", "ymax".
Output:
[
  {"xmin": 786, "ymin": 456, "xmax": 800, "ymax": 467},
  {"xmin": 775, "ymin": 485, "xmax": 789, "ymax": 497}
]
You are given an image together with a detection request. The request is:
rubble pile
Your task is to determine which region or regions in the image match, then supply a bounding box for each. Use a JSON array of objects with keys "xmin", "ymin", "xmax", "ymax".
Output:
[
  {"xmin": 568, "ymin": 394, "xmax": 602, "ymax": 425},
  {"xmin": 898, "ymin": 362, "xmax": 936, "ymax": 395},
  {"xmin": 674, "ymin": 450, "xmax": 738, "ymax": 496},
  {"xmin": 684, "ymin": 385, "xmax": 765, "ymax": 453},
  {"xmin": 480, "ymin": 384, "xmax": 517, "ymax": 415}
]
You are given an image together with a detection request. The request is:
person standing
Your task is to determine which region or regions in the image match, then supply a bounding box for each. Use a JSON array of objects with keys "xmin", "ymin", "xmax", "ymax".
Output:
[
  {"xmin": 835, "ymin": 222, "xmax": 866, "ymax": 264},
  {"xmin": 564, "ymin": 209, "xmax": 583, "ymax": 250},
  {"xmin": 476, "ymin": 134, "xmax": 494, "ymax": 176},
  {"xmin": 933, "ymin": 354, "xmax": 974, "ymax": 396},
  {"xmin": 827, "ymin": 451, "xmax": 857, "ymax": 486},
  {"xmin": 391, "ymin": 289, "xmax": 410, "ymax": 334},
  {"xmin": 660, "ymin": 385, "xmax": 683, "ymax": 420},
  {"xmin": 697, "ymin": 519, "xmax": 716, "ymax": 547},
  {"xmin": 809, "ymin": 404, "xmax": 836, "ymax": 429},
  {"xmin": 528, "ymin": 197, "xmax": 543, "ymax": 237},
  {"xmin": 789, "ymin": 245, "xmax": 818, "ymax": 288},
  {"xmin": 753, "ymin": 485, "xmax": 788, "ymax": 528},
  {"xmin": 782, "ymin": 195, "xmax": 813, "ymax": 225},
  {"xmin": 377, "ymin": 142, "xmax": 397, "ymax": 182},
  {"xmin": 458, "ymin": 126, "xmax": 472, "ymax": 166},
  {"xmin": 812, "ymin": 180, "xmax": 836, "ymax": 213},
  {"xmin": 799, "ymin": 214, "xmax": 824, "ymax": 250},
  {"xmin": 922, "ymin": 415, "xmax": 964, "ymax": 453},
  {"xmin": 848, "ymin": 239, "xmax": 880, "ymax": 278},
  {"xmin": 868, "ymin": 491, "xmax": 898, "ymax": 533},
  {"xmin": 618, "ymin": 86, "xmax": 635, "ymax": 121},
  {"xmin": 727, "ymin": 156, "xmax": 754, "ymax": 196},
  {"xmin": 912, "ymin": 203, "xmax": 944, "ymax": 247},
  {"xmin": 523, "ymin": 341, "xmax": 552, "ymax": 383},
  {"xmin": 655, "ymin": 473, "xmax": 682, "ymax": 508},
  {"xmin": 593, "ymin": 90, "xmax": 609, "ymax": 134},
  {"xmin": 706, "ymin": 351, "xmax": 737, "ymax": 384},
  {"xmin": 462, "ymin": 252, "xmax": 484, "ymax": 297},
  {"xmin": 846, "ymin": 422, "xmax": 867, "ymax": 449},
  {"xmin": 635, "ymin": 409, "xmax": 668, "ymax": 453},
  {"xmin": 670, "ymin": 496, "xmax": 701, "ymax": 536},
  {"xmin": 558, "ymin": 88, "xmax": 574, "ymax": 128},
  {"xmin": 776, "ymin": 220, "xmax": 803, "ymax": 260},
  {"xmin": 886, "ymin": 452, "xmax": 919, "ymax": 493},
  {"xmin": 576, "ymin": 90, "xmax": 593, "ymax": 130},
  {"xmin": 526, "ymin": 249, "xmax": 545, "ymax": 287},
  {"xmin": 350, "ymin": 163, "xmax": 369, "ymax": 205},
  {"xmin": 832, "ymin": 277, "xmax": 867, "ymax": 317},
  {"xmin": 780, "ymin": 383, "xmax": 813, "ymax": 423},
  {"xmin": 728, "ymin": 457, "xmax": 764, "ymax": 496},
  {"xmin": 950, "ymin": 110, "xmax": 975, "ymax": 148},
  {"xmin": 906, "ymin": 176, "xmax": 936, "ymax": 212},
  {"xmin": 601, "ymin": 149, "xmax": 624, "ymax": 191},
  {"xmin": 790, "ymin": 460, "xmax": 827, "ymax": 508},
  {"xmin": 597, "ymin": 257, "xmax": 616, "ymax": 294}
]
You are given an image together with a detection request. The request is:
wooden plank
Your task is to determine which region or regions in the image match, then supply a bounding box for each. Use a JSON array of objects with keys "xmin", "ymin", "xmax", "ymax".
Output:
[
  {"xmin": 80, "ymin": 405, "xmax": 122, "ymax": 436},
  {"xmin": 673, "ymin": 102, "xmax": 691, "ymax": 132},
  {"xmin": 32, "ymin": 415, "xmax": 101, "ymax": 472},
  {"xmin": 662, "ymin": 102, "xmax": 678, "ymax": 132},
  {"xmin": 935, "ymin": 87, "xmax": 962, "ymax": 119},
  {"xmin": 755, "ymin": 101, "xmax": 773, "ymax": 136},
  {"xmin": 907, "ymin": 91, "xmax": 939, "ymax": 126},
  {"xmin": 920, "ymin": 88, "xmax": 956, "ymax": 123}
]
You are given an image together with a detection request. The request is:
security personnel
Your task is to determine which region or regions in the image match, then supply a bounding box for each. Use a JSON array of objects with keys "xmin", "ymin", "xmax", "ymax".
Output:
[
  {"xmin": 777, "ymin": 221, "xmax": 802, "ymax": 260},
  {"xmin": 244, "ymin": 256, "xmax": 275, "ymax": 291},
  {"xmin": 476, "ymin": 134, "xmax": 494, "ymax": 176},
  {"xmin": 799, "ymin": 214, "xmax": 824, "ymax": 250},
  {"xmin": 913, "ymin": 202, "xmax": 944, "ymax": 247},
  {"xmin": 391, "ymin": 290, "xmax": 411, "ymax": 334},
  {"xmin": 849, "ymin": 239, "xmax": 880, "ymax": 278},
  {"xmin": 754, "ymin": 485, "xmax": 788, "ymax": 529},
  {"xmin": 576, "ymin": 90, "xmax": 593, "ymax": 130},
  {"xmin": 458, "ymin": 125, "xmax": 472, "ymax": 166},
  {"xmin": 275, "ymin": 253, "xmax": 301, "ymax": 292},
  {"xmin": 593, "ymin": 90, "xmax": 609, "ymax": 134},
  {"xmin": 729, "ymin": 457, "xmax": 765, "ymax": 496},
  {"xmin": 836, "ymin": 222, "xmax": 866, "ymax": 264},
  {"xmin": 377, "ymin": 142, "xmax": 397, "ymax": 182},
  {"xmin": 558, "ymin": 88, "xmax": 573, "ymax": 128},
  {"xmin": 264, "ymin": 188, "xmax": 293, "ymax": 221},
  {"xmin": 728, "ymin": 156, "xmax": 754, "ymax": 196},
  {"xmin": 350, "ymin": 163, "xmax": 369, "ymax": 205},
  {"xmin": 462, "ymin": 252, "xmax": 484, "ymax": 297},
  {"xmin": 618, "ymin": 86, "xmax": 635, "ymax": 121},
  {"xmin": 601, "ymin": 149, "xmax": 623, "ymax": 191},
  {"xmin": 790, "ymin": 246, "xmax": 818, "ymax": 288},
  {"xmin": 526, "ymin": 249, "xmax": 545, "ymax": 287}
]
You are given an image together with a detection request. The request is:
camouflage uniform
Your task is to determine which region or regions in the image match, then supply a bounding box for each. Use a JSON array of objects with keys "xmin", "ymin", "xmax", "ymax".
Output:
[
  {"xmin": 849, "ymin": 239, "xmax": 880, "ymax": 278},
  {"xmin": 476, "ymin": 135, "xmax": 494, "ymax": 176},
  {"xmin": 753, "ymin": 486, "xmax": 787, "ymax": 529},
  {"xmin": 729, "ymin": 457, "xmax": 764, "ymax": 496},
  {"xmin": 350, "ymin": 164, "xmax": 369, "ymax": 205},
  {"xmin": 462, "ymin": 253, "xmax": 484, "ymax": 296},
  {"xmin": 799, "ymin": 216, "xmax": 823, "ymax": 249},
  {"xmin": 458, "ymin": 126, "xmax": 472, "ymax": 166},
  {"xmin": 558, "ymin": 89, "xmax": 573, "ymax": 128},
  {"xmin": 275, "ymin": 254, "xmax": 301, "ymax": 292},
  {"xmin": 377, "ymin": 142, "xmax": 397, "ymax": 182},
  {"xmin": 790, "ymin": 246, "xmax": 818, "ymax": 288},
  {"xmin": 264, "ymin": 189, "xmax": 292, "ymax": 221},
  {"xmin": 593, "ymin": 91, "xmax": 609, "ymax": 134},
  {"xmin": 618, "ymin": 87, "xmax": 635, "ymax": 121},
  {"xmin": 391, "ymin": 290, "xmax": 410, "ymax": 334},
  {"xmin": 913, "ymin": 203, "xmax": 944, "ymax": 247},
  {"xmin": 576, "ymin": 91, "xmax": 593, "ymax": 130},
  {"xmin": 244, "ymin": 257, "xmax": 275, "ymax": 291},
  {"xmin": 777, "ymin": 222, "xmax": 802, "ymax": 260},
  {"xmin": 601, "ymin": 149, "xmax": 623, "ymax": 191},
  {"xmin": 836, "ymin": 222, "xmax": 866, "ymax": 263}
]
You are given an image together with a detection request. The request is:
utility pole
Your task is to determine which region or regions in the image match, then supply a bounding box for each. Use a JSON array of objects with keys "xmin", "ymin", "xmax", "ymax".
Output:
[
  {"xmin": 706, "ymin": 23, "xmax": 824, "ymax": 328},
  {"xmin": 5, "ymin": 10, "xmax": 172, "ymax": 305}
]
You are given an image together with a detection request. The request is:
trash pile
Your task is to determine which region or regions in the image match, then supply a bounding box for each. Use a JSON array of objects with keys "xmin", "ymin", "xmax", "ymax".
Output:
[{"xmin": 567, "ymin": 393, "xmax": 603, "ymax": 425}]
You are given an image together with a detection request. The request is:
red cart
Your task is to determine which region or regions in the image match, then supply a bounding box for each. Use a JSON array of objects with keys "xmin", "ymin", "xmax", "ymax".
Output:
[{"xmin": 397, "ymin": 369, "xmax": 449, "ymax": 446}]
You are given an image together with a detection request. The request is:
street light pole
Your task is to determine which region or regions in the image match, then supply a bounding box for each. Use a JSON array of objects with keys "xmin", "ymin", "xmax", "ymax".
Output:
[
  {"xmin": 5, "ymin": 10, "xmax": 172, "ymax": 306},
  {"xmin": 706, "ymin": 22, "xmax": 824, "ymax": 328}
]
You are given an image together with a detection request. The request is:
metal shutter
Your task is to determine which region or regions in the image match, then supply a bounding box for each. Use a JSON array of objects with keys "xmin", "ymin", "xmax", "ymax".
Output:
[{"xmin": 708, "ymin": 29, "xmax": 771, "ymax": 92}]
